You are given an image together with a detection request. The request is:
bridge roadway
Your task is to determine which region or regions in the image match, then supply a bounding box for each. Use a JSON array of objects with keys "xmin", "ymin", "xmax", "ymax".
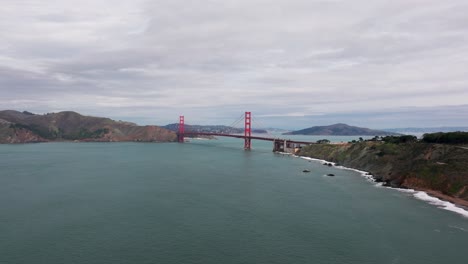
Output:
[{"xmin": 182, "ymin": 132, "xmax": 316, "ymax": 145}]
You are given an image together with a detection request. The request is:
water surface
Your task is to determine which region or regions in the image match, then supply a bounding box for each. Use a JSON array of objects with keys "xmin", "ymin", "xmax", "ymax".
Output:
[{"xmin": 1, "ymin": 139, "xmax": 467, "ymax": 264}]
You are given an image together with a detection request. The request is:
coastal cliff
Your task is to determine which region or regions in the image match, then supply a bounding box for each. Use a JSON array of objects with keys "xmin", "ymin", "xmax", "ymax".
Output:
[
  {"xmin": 299, "ymin": 142, "xmax": 468, "ymax": 205},
  {"xmin": 0, "ymin": 110, "xmax": 177, "ymax": 143}
]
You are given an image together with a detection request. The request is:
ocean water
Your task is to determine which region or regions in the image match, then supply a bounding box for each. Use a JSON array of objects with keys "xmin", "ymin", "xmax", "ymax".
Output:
[{"xmin": 1, "ymin": 138, "xmax": 467, "ymax": 264}]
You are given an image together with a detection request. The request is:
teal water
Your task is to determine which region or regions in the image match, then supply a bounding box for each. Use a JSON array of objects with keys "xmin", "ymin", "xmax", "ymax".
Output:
[{"xmin": 1, "ymin": 138, "xmax": 467, "ymax": 264}]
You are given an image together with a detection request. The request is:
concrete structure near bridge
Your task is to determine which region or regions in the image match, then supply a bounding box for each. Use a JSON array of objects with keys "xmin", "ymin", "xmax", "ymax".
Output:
[{"xmin": 273, "ymin": 139, "xmax": 307, "ymax": 154}]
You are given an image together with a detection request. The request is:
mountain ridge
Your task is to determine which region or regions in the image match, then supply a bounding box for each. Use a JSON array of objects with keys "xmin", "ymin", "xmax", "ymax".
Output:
[{"xmin": 0, "ymin": 110, "xmax": 176, "ymax": 143}]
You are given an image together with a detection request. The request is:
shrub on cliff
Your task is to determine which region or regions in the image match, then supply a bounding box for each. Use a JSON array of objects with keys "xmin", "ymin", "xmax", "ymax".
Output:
[
  {"xmin": 422, "ymin": 132, "xmax": 468, "ymax": 144},
  {"xmin": 63, "ymin": 128, "xmax": 109, "ymax": 140},
  {"xmin": 382, "ymin": 135, "xmax": 417, "ymax": 144}
]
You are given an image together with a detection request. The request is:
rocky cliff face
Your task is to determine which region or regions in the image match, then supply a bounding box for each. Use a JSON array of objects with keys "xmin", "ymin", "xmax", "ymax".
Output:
[
  {"xmin": 0, "ymin": 110, "xmax": 177, "ymax": 143},
  {"xmin": 299, "ymin": 142, "xmax": 468, "ymax": 203}
]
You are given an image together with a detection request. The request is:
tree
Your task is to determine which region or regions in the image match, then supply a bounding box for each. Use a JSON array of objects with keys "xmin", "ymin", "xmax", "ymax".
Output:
[{"xmin": 422, "ymin": 132, "xmax": 468, "ymax": 144}]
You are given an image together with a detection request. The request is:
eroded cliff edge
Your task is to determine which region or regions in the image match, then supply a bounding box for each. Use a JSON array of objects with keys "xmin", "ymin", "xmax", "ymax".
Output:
[{"xmin": 299, "ymin": 142, "xmax": 468, "ymax": 205}]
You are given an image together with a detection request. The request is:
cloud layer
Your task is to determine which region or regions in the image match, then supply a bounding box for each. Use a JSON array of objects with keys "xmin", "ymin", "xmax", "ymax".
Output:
[{"xmin": 1, "ymin": 0, "xmax": 468, "ymax": 128}]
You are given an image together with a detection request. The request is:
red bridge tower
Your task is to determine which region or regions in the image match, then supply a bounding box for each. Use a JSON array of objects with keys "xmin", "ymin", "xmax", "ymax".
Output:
[
  {"xmin": 244, "ymin": 111, "xmax": 251, "ymax": 150},
  {"xmin": 178, "ymin": 115, "xmax": 185, "ymax": 142}
]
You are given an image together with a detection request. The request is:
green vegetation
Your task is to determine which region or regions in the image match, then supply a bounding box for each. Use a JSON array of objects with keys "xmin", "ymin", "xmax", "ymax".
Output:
[
  {"xmin": 9, "ymin": 123, "xmax": 109, "ymax": 140},
  {"xmin": 422, "ymin": 132, "xmax": 468, "ymax": 144},
  {"xmin": 448, "ymin": 180, "xmax": 464, "ymax": 195},
  {"xmin": 9, "ymin": 123, "xmax": 56, "ymax": 139},
  {"xmin": 375, "ymin": 143, "xmax": 399, "ymax": 156},
  {"xmin": 381, "ymin": 135, "xmax": 418, "ymax": 144},
  {"xmin": 348, "ymin": 135, "xmax": 417, "ymax": 144},
  {"xmin": 348, "ymin": 133, "xmax": 468, "ymax": 145},
  {"xmin": 63, "ymin": 128, "xmax": 109, "ymax": 140},
  {"xmin": 316, "ymin": 139, "xmax": 330, "ymax": 144}
]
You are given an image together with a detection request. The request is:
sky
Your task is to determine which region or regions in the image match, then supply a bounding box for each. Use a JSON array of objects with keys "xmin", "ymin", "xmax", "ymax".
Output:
[{"xmin": 1, "ymin": 0, "xmax": 468, "ymax": 129}]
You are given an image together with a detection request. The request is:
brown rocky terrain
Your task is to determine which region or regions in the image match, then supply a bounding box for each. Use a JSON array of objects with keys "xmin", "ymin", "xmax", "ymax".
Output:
[
  {"xmin": 0, "ymin": 110, "xmax": 177, "ymax": 143},
  {"xmin": 299, "ymin": 142, "xmax": 468, "ymax": 205}
]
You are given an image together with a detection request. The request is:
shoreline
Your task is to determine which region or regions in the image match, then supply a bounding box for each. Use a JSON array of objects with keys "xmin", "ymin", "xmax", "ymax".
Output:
[
  {"xmin": 295, "ymin": 154, "xmax": 468, "ymax": 218},
  {"xmin": 418, "ymin": 189, "xmax": 468, "ymax": 209}
]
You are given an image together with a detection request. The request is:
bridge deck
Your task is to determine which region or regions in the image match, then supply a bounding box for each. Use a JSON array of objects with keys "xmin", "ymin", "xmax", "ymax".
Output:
[{"xmin": 182, "ymin": 132, "xmax": 315, "ymax": 145}]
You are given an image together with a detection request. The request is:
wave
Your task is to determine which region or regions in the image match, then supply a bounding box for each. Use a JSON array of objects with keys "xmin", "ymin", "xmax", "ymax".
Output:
[
  {"xmin": 296, "ymin": 155, "xmax": 468, "ymax": 219},
  {"xmin": 412, "ymin": 191, "xmax": 468, "ymax": 218}
]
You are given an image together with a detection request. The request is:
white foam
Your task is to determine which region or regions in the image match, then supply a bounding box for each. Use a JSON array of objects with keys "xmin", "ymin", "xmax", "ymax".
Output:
[
  {"xmin": 299, "ymin": 156, "xmax": 324, "ymax": 162},
  {"xmin": 296, "ymin": 155, "xmax": 468, "ymax": 219},
  {"xmin": 395, "ymin": 188, "xmax": 416, "ymax": 193},
  {"xmin": 374, "ymin": 182, "xmax": 384, "ymax": 187},
  {"xmin": 413, "ymin": 192, "xmax": 468, "ymax": 218}
]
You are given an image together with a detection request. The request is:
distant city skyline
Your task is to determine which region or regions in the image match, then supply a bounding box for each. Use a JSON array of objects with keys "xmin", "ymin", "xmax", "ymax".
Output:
[{"xmin": 1, "ymin": 0, "xmax": 468, "ymax": 129}]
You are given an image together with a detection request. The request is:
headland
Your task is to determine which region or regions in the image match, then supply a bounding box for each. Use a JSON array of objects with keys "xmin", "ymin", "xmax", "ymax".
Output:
[{"xmin": 298, "ymin": 138, "xmax": 468, "ymax": 207}]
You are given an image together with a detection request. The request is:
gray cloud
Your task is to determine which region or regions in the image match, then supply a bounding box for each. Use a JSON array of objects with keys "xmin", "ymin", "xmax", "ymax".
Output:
[{"xmin": 1, "ymin": 0, "xmax": 468, "ymax": 128}]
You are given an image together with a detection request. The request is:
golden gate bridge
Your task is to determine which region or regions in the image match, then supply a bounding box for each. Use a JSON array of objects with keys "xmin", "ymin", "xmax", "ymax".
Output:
[{"xmin": 176, "ymin": 112, "xmax": 316, "ymax": 152}]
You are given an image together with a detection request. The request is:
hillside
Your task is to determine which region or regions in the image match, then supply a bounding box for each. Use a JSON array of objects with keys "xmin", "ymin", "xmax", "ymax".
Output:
[
  {"xmin": 299, "ymin": 142, "xmax": 468, "ymax": 205},
  {"xmin": 284, "ymin": 123, "xmax": 398, "ymax": 136},
  {"xmin": 0, "ymin": 110, "xmax": 177, "ymax": 143}
]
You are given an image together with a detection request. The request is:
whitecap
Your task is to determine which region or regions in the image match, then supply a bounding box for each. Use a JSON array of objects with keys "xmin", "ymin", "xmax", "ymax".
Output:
[{"xmin": 448, "ymin": 225, "xmax": 468, "ymax": 232}]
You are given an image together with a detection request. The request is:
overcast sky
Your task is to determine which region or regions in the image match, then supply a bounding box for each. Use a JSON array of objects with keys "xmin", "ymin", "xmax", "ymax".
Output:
[{"xmin": 1, "ymin": 0, "xmax": 468, "ymax": 129}]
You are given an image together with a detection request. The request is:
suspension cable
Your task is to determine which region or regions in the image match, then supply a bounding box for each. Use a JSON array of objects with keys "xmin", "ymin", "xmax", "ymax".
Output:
[
  {"xmin": 227, "ymin": 113, "xmax": 245, "ymax": 129},
  {"xmin": 252, "ymin": 116, "xmax": 274, "ymax": 138}
]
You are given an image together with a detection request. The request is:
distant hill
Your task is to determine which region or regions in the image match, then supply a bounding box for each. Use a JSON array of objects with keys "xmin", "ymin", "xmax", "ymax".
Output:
[
  {"xmin": 0, "ymin": 110, "xmax": 177, "ymax": 143},
  {"xmin": 383, "ymin": 127, "xmax": 468, "ymax": 134},
  {"xmin": 283, "ymin": 123, "xmax": 399, "ymax": 136},
  {"xmin": 263, "ymin": 127, "xmax": 291, "ymax": 133},
  {"xmin": 163, "ymin": 124, "xmax": 267, "ymax": 134}
]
